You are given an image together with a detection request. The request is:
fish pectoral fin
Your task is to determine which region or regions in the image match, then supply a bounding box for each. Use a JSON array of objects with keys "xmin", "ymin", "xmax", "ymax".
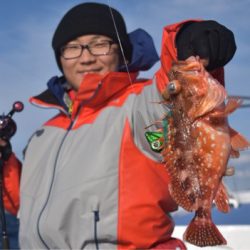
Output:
[
  {"xmin": 210, "ymin": 98, "xmax": 242, "ymax": 118},
  {"xmin": 230, "ymin": 127, "xmax": 250, "ymax": 151},
  {"xmin": 189, "ymin": 79, "xmax": 227, "ymax": 119},
  {"xmin": 214, "ymin": 182, "xmax": 230, "ymax": 213},
  {"xmin": 224, "ymin": 98, "xmax": 242, "ymax": 115}
]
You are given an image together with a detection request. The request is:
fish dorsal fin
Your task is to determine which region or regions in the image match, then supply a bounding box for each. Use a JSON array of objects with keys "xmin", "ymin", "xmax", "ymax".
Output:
[
  {"xmin": 230, "ymin": 148, "xmax": 240, "ymax": 158},
  {"xmin": 230, "ymin": 127, "xmax": 250, "ymax": 151}
]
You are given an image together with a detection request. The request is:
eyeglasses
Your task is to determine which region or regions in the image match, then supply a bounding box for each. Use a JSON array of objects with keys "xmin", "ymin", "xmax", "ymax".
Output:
[{"xmin": 60, "ymin": 40, "xmax": 116, "ymax": 59}]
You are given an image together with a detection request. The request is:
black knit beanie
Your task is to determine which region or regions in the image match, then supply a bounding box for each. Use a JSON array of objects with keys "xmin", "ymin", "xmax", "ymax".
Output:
[{"xmin": 52, "ymin": 2, "xmax": 132, "ymax": 71}]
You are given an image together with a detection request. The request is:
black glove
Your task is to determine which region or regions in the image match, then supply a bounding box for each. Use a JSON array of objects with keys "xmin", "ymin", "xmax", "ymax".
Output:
[
  {"xmin": 0, "ymin": 140, "xmax": 12, "ymax": 161},
  {"xmin": 176, "ymin": 20, "xmax": 237, "ymax": 71}
]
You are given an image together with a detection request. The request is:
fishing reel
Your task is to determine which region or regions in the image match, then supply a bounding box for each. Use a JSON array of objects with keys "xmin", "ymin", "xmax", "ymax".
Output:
[
  {"xmin": 0, "ymin": 101, "xmax": 24, "ymax": 140},
  {"xmin": 0, "ymin": 101, "xmax": 23, "ymax": 250}
]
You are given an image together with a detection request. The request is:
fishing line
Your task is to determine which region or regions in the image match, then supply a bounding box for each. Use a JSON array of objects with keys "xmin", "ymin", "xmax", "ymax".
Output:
[{"xmin": 107, "ymin": 0, "xmax": 134, "ymax": 89}]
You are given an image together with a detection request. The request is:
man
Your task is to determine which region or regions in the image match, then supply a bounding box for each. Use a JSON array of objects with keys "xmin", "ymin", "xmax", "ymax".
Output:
[{"xmin": 1, "ymin": 2, "xmax": 236, "ymax": 249}]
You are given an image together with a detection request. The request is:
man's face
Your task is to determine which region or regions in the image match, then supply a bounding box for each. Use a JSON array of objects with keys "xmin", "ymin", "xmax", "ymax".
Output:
[{"xmin": 60, "ymin": 34, "xmax": 120, "ymax": 91}]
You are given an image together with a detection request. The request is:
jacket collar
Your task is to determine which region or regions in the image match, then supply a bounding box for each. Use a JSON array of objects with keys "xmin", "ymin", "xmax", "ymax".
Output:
[
  {"xmin": 75, "ymin": 71, "xmax": 138, "ymax": 106},
  {"xmin": 30, "ymin": 72, "xmax": 138, "ymax": 114}
]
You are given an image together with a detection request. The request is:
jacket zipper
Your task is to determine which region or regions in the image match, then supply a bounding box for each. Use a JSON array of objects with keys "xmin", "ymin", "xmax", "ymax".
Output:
[
  {"xmin": 36, "ymin": 84, "xmax": 102, "ymax": 248},
  {"xmin": 36, "ymin": 103, "xmax": 83, "ymax": 248},
  {"xmin": 36, "ymin": 119, "xmax": 74, "ymax": 249}
]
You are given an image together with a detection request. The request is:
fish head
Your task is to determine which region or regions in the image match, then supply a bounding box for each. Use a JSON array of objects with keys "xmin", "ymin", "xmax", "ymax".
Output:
[{"xmin": 163, "ymin": 56, "xmax": 208, "ymax": 117}]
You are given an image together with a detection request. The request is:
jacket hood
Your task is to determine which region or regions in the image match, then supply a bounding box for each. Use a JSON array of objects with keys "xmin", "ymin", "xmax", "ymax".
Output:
[{"xmin": 119, "ymin": 28, "xmax": 159, "ymax": 72}]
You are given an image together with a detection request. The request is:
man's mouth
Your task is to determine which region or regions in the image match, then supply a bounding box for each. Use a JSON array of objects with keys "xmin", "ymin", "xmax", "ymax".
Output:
[{"xmin": 78, "ymin": 69, "xmax": 101, "ymax": 76}]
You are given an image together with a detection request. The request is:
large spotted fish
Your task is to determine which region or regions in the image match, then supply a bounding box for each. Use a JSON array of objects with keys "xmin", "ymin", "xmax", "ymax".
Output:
[{"xmin": 161, "ymin": 56, "xmax": 250, "ymax": 247}]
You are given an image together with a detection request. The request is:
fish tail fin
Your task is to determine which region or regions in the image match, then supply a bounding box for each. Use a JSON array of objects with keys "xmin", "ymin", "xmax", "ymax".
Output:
[
  {"xmin": 214, "ymin": 182, "xmax": 230, "ymax": 213},
  {"xmin": 184, "ymin": 213, "xmax": 227, "ymax": 247}
]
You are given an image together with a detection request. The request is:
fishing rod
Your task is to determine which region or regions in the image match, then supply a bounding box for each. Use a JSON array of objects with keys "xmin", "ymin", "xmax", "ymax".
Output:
[{"xmin": 0, "ymin": 101, "xmax": 24, "ymax": 250}]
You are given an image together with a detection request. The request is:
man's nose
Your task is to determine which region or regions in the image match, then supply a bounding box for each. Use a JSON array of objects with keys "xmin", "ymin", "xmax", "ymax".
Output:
[{"xmin": 78, "ymin": 47, "xmax": 96, "ymax": 62}]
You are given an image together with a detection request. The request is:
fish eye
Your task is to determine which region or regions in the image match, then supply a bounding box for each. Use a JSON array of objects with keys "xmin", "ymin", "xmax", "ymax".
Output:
[
  {"xmin": 168, "ymin": 82, "xmax": 176, "ymax": 93},
  {"xmin": 167, "ymin": 80, "xmax": 181, "ymax": 94}
]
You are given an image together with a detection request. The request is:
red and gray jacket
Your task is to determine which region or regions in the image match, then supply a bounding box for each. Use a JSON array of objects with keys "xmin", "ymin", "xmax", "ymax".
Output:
[{"xmin": 3, "ymin": 20, "xmax": 224, "ymax": 249}]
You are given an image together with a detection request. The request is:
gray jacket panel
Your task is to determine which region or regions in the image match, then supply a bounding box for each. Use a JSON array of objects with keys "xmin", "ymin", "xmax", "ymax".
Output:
[{"xmin": 19, "ymin": 78, "xmax": 168, "ymax": 249}]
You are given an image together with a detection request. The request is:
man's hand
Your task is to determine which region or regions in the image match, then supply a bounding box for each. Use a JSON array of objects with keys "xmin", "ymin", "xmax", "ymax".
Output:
[{"xmin": 176, "ymin": 20, "xmax": 237, "ymax": 71}]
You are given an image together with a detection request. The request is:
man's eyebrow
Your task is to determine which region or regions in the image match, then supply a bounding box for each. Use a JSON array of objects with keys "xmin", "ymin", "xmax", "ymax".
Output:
[
  {"xmin": 89, "ymin": 36, "xmax": 113, "ymax": 42},
  {"xmin": 67, "ymin": 36, "xmax": 112, "ymax": 45},
  {"xmin": 90, "ymin": 35, "xmax": 103, "ymax": 40}
]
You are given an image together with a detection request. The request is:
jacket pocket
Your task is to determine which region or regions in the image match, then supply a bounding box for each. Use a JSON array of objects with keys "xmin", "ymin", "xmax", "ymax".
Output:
[{"xmin": 79, "ymin": 196, "xmax": 100, "ymax": 250}]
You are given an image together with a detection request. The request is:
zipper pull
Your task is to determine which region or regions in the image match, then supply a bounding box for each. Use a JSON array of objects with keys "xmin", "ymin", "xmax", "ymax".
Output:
[{"xmin": 94, "ymin": 210, "xmax": 99, "ymax": 222}]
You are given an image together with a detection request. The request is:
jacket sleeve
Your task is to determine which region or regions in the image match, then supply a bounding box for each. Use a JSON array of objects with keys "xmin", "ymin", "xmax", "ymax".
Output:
[
  {"xmin": 155, "ymin": 20, "xmax": 225, "ymax": 91},
  {"xmin": 2, "ymin": 153, "xmax": 22, "ymax": 215},
  {"xmin": 152, "ymin": 237, "xmax": 187, "ymax": 250}
]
